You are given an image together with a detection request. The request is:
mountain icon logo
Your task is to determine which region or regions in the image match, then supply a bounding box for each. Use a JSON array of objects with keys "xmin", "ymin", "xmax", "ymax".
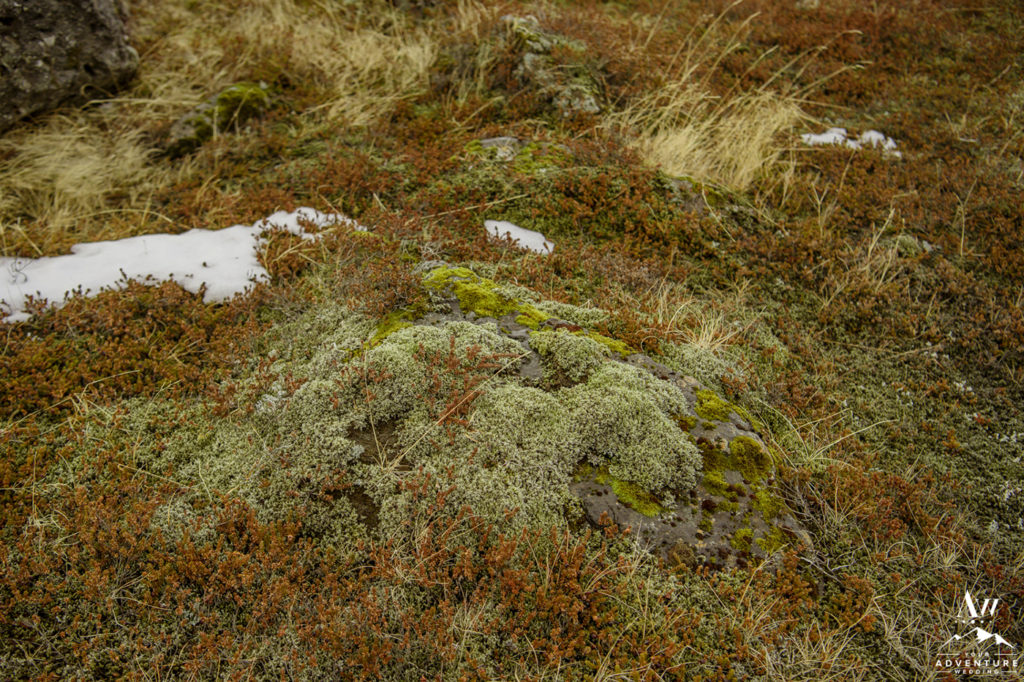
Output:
[{"xmin": 944, "ymin": 627, "xmax": 1015, "ymax": 650}]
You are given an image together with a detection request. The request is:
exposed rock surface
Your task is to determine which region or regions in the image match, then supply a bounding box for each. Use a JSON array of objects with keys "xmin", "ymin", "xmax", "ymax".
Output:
[
  {"xmin": 0, "ymin": 0, "xmax": 139, "ymax": 133},
  {"xmin": 502, "ymin": 15, "xmax": 602, "ymax": 117}
]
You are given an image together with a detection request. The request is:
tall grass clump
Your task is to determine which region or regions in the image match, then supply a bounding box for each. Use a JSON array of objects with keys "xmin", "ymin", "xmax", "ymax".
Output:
[{"xmin": 603, "ymin": 6, "xmax": 807, "ymax": 191}]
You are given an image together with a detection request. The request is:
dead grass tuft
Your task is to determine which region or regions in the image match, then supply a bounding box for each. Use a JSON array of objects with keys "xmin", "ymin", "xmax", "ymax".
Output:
[{"xmin": 602, "ymin": 6, "xmax": 808, "ymax": 191}]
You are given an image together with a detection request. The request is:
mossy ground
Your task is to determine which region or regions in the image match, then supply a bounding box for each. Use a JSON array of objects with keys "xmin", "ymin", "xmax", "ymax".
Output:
[{"xmin": 2, "ymin": 0, "xmax": 1024, "ymax": 678}]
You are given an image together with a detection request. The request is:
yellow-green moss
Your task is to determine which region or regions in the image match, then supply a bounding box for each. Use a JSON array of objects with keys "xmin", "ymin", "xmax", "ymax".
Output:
[
  {"xmin": 751, "ymin": 486, "xmax": 782, "ymax": 520},
  {"xmin": 585, "ymin": 465, "xmax": 668, "ymax": 518},
  {"xmin": 424, "ymin": 267, "xmax": 552, "ymax": 326},
  {"xmin": 756, "ymin": 526, "xmax": 789, "ymax": 555},
  {"xmin": 703, "ymin": 468, "xmax": 730, "ymax": 498},
  {"xmin": 730, "ymin": 528, "xmax": 753, "ymax": 552},
  {"xmin": 695, "ymin": 389, "xmax": 734, "ymax": 422},
  {"xmin": 371, "ymin": 311, "xmax": 414, "ymax": 345},
  {"xmin": 699, "ymin": 510, "xmax": 714, "ymax": 533},
  {"xmin": 515, "ymin": 307, "xmax": 548, "ymax": 330},
  {"xmin": 728, "ymin": 436, "xmax": 772, "ymax": 484},
  {"xmin": 675, "ymin": 414, "xmax": 697, "ymax": 431},
  {"xmin": 580, "ymin": 330, "xmax": 633, "ymax": 356}
]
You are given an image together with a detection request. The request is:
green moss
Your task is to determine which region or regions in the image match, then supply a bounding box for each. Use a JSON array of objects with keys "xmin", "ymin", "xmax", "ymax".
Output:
[
  {"xmin": 214, "ymin": 82, "xmax": 270, "ymax": 123},
  {"xmin": 511, "ymin": 142, "xmax": 570, "ymax": 174},
  {"xmin": 728, "ymin": 436, "xmax": 772, "ymax": 484},
  {"xmin": 756, "ymin": 526, "xmax": 789, "ymax": 555},
  {"xmin": 703, "ymin": 469, "xmax": 729, "ymax": 498},
  {"xmin": 515, "ymin": 307, "xmax": 548, "ymax": 330},
  {"xmin": 371, "ymin": 311, "xmax": 414, "ymax": 345},
  {"xmin": 730, "ymin": 528, "xmax": 753, "ymax": 552},
  {"xmin": 695, "ymin": 389, "xmax": 734, "ymax": 421},
  {"xmin": 751, "ymin": 486, "xmax": 782, "ymax": 520},
  {"xmin": 166, "ymin": 82, "xmax": 270, "ymax": 156},
  {"xmin": 717, "ymin": 499, "xmax": 739, "ymax": 513},
  {"xmin": 424, "ymin": 267, "xmax": 551, "ymax": 325},
  {"xmin": 675, "ymin": 414, "xmax": 698, "ymax": 431},
  {"xmin": 580, "ymin": 330, "xmax": 633, "ymax": 356},
  {"xmin": 592, "ymin": 467, "xmax": 668, "ymax": 517},
  {"xmin": 699, "ymin": 510, "xmax": 714, "ymax": 533}
]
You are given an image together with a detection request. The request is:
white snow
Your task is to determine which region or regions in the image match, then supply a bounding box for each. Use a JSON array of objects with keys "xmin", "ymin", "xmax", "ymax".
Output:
[
  {"xmin": 484, "ymin": 219, "xmax": 554, "ymax": 255},
  {"xmin": 1, "ymin": 207, "xmax": 365, "ymax": 323},
  {"xmin": 801, "ymin": 127, "xmax": 902, "ymax": 158}
]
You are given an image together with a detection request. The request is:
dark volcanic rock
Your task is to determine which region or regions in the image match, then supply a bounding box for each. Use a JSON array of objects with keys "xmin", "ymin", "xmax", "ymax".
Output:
[{"xmin": 0, "ymin": 0, "xmax": 139, "ymax": 133}]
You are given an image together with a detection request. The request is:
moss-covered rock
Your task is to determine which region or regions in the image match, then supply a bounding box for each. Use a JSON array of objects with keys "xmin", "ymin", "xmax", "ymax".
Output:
[{"xmin": 165, "ymin": 82, "xmax": 272, "ymax": 157}]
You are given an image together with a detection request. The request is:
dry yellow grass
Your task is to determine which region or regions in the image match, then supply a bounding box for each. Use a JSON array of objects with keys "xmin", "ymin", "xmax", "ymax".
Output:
[
  {"xmin": 602, "ymin": 7, "xmax": 808, "ymax": 191},
  {"xmin": 0, "ymin": 0, "xmax": 443, "ymax": 257}
]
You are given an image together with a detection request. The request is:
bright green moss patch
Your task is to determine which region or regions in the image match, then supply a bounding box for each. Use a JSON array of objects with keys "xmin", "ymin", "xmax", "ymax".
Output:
[
  {"xmin": 424, "ymin": 266, "xmax": 551, "ymax": 326},
  {"xmin": 515, "ymin": 307, "xmax": 548, "ymax": 330},
  {"xmin": 695, "ymin": 389, "xmax": 734, "ymax": 422},
  {"xmin": 581, "ymin": 330, "xmax": 634, "ymax": 356},
  {"xmin": 371, "ymin": 310, "xmax": 414, "ymax": 345},
  {"xmin": 584, "ymin": 465, "xmax": 669, "ymax": 517}
]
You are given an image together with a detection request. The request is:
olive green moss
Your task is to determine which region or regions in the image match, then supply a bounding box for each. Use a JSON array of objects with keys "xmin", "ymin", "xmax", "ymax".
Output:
[
  {"xmin": 675, "ymin": 414, "xmax": 698, "ymax": 431},
  {"xmin": 166, "ymin": 82, "xmax": 271, "ymax": 157},
  {"xmin": 730, "ymin": 528, "xmax": 753, "ymax": 553},
  {"xmin": 424, "ymin": 266, "xmax": 551, "ymax": 325},
  {"xmin": 751, "ymin": 486, "xmax": 782, "ymax": 520},
  {"xmin": 593, "ymin": 467, "xmax": 669, "ymax": 517},
  {"xmin": 371, "ymin": 310, "xmax": 413, "ymax": 345},
  {"xmin": 756, "ymin": 526, "xmax": 789, "ymax": 555},
  {"xmin": 515, "ymin": 308, "xmax": 548, "ymax": 330},
  {"xmin": 695, "ymin": 389, "xmax": 734, "ymax": 422},
  {"xmin": 581, "ymin": 330, "xmax": 633, "ymax": 356}
]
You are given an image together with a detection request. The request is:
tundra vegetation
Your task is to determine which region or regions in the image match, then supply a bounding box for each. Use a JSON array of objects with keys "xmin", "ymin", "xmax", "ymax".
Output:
[{"xmin": 1, "ymin": 0, "xmax": 1023, "ymax": 679}]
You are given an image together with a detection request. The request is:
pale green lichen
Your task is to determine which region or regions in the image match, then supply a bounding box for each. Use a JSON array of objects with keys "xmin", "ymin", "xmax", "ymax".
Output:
[
  {"xmin": 529, "ymin": 328, "xmax": 609, "ymax": 383},
  {"xmin": 532, "ymin": 299, "xmax": 609, "ymax": 328},
  {"xmin": 565, "ymin": 362, "xmax": 700, "ymax": 491},
  {"xmin": 347, "ymin": 321, "xmax": 526, "ymax": 426}
]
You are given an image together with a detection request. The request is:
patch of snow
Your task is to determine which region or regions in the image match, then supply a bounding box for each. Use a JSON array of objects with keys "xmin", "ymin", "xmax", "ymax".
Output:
[
  {"xmin": 0, "ymin": 207, "xmax": 364, "ymax": 323},
  {"xmin": 484, "ymin": 219, "xmax": 554, "ymax": 255},
  {"xmin": 801, "ymin": 127, "xmax": 902, "ymax": 158}
]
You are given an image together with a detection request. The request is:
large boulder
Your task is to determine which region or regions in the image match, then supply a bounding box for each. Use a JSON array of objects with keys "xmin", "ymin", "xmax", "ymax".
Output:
[{"xmin": 0, "ymin": 0, "xmax": 139, "ymax": 133}]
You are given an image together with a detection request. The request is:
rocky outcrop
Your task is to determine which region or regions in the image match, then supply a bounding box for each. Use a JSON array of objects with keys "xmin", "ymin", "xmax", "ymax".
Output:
[
  {"xmin": 502, "ymin": 15, "xmax": 602, "ymax": 117},
  {"xmin": 0, "ymin": 0, "xmax": 139, "ymax": 133}
]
